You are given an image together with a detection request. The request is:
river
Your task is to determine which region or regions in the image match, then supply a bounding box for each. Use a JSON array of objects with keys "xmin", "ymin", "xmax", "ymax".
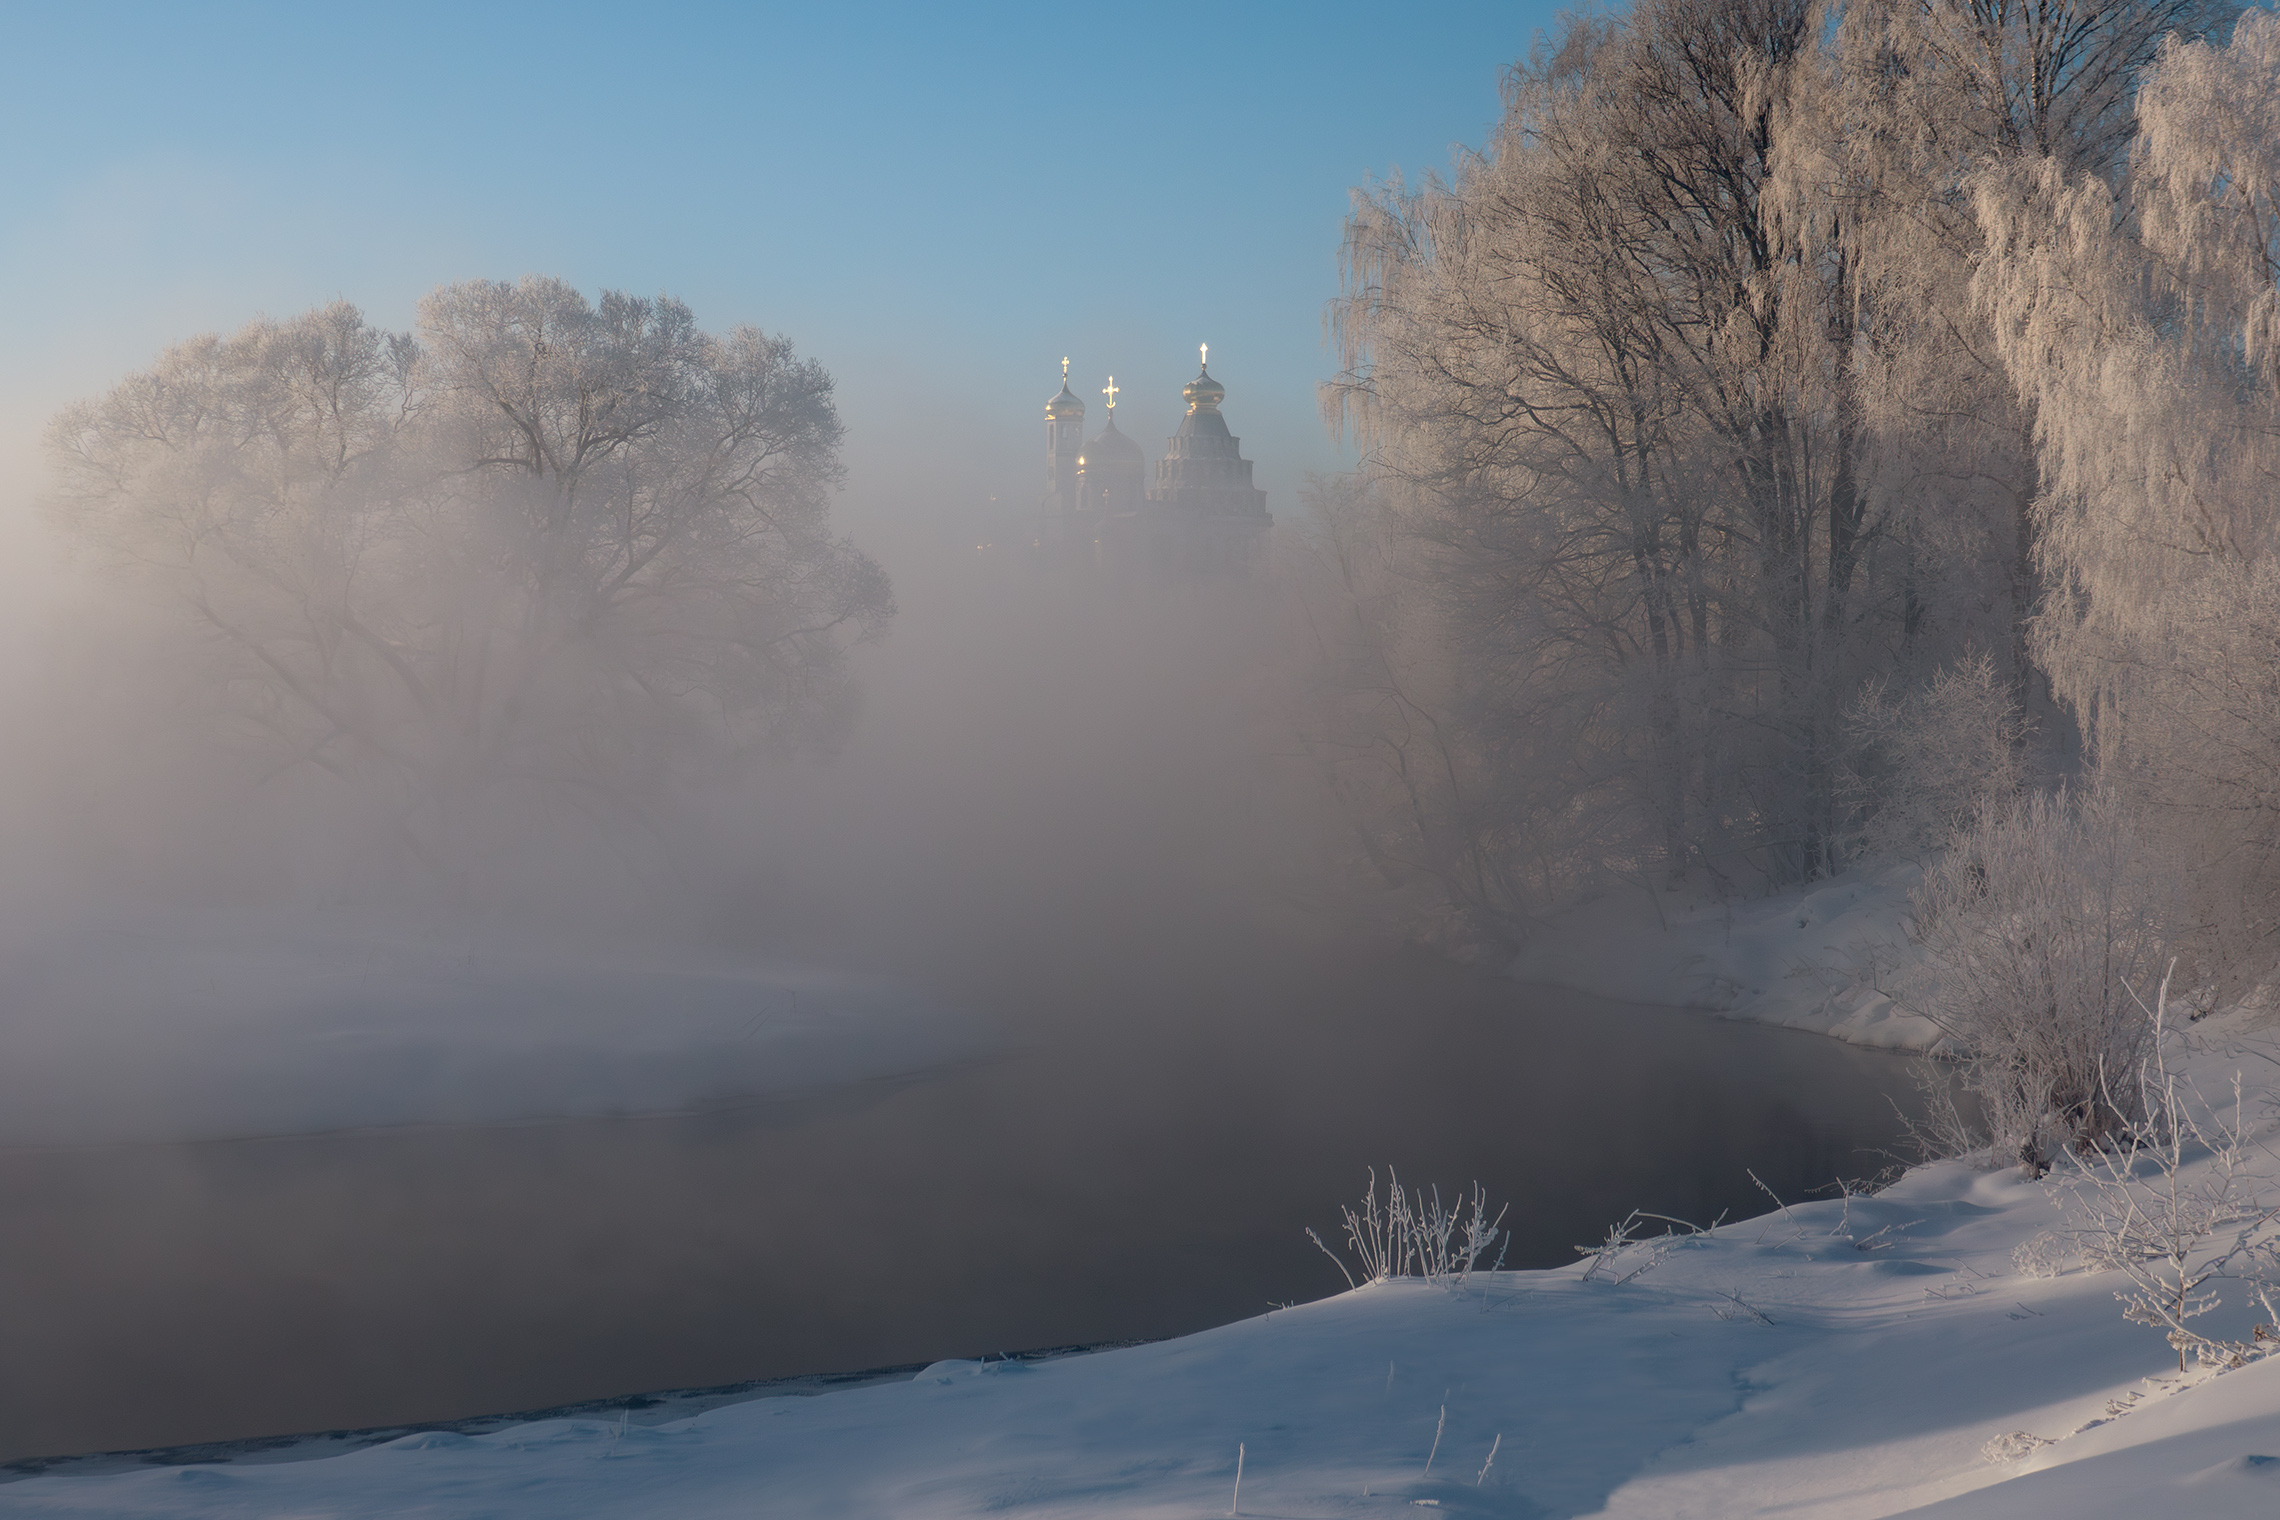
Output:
[{"xmin": 0, "ymin": 944, "xmax": 1931, "ymax": 1466}]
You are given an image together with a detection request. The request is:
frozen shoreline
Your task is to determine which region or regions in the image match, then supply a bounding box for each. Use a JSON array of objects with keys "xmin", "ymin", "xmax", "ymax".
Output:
[{"xmin": 1507, "ymin": 861, "xmax": 1948, "ymax": 1051}]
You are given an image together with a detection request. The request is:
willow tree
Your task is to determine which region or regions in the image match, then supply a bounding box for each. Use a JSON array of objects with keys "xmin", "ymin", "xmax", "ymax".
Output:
[
  {"xmin": 1974, "ymin": 12, "xmax": 2280, "ymax": 977},
  {"xmin": 47, "ymin": 278, "xmax": 892, "ymax": 877},
  {"xmin": 1825, "ymin": 0, "xmax": 2238, "ymax": 711}
]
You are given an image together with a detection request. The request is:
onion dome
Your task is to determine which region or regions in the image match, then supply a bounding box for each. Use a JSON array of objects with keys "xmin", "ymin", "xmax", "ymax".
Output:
[
  {"xmin": 1182, "ymin": 363, "xmax": 1225, "ymax": 414},
  {"xmin": 1046, "ymin": 356, "xmax": 1086, "ymax": 421},
  {"xmin": 1079, "ymin": 413, "xmax": 1143, "ymax": 467}
]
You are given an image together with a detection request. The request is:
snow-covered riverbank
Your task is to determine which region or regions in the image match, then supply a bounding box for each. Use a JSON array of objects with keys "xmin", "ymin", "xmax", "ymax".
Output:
[
  {"xmin": 1508, "ymin": 863, "xmax": 1945, "ymax": 1051},
  {"xmin": 7, "ymin": 1013, "xmax": 2278, "ymax": 1517}
]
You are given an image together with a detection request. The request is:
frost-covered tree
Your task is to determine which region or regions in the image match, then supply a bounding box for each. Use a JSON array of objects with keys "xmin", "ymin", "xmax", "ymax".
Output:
[
  {"xmin": 1284, "ymin": 475, "xmax": 1577, "ymax": 940},
  {"xmin": 1321, "ymin": 0, "xmax": 2234, "ymax": 930},
  {"xmin": 1329, "ymin": 0, "xmax": 1853, "ymax": 894},
  {"xmin": 1843, "ymin": 652, "xmax": 2030, "ymax": 859},
  {"xmin": 1851, "ymin": 0, "xmax": 2239, "ymax": 707},
  {"xmin": 47, "ymin": 279, "xmax": 891, "ymax": 877},
  {"xmin": 1329, "ymin": 0, "xmax": 1965, "ymax": 900},
  {"xmin": 1973, "ymin": 11, "xmax": 2280, "ymax": 979}
]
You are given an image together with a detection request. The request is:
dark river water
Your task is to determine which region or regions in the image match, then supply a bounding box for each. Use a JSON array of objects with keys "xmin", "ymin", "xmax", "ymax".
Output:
[{"xmin": 0, "ymin": 947, "xmax": 1931, "ymax": 1465}]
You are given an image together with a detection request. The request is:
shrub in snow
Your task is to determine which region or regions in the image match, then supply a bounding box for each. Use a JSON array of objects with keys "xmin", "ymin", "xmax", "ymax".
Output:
[
  {"xmin": 1574, "ymin": 1209, "xmax": 1718, "ymax": 1285},
  {"xmin": 1308, "ymin": 1168, "xmax": 1508, "ymax": 1289},
  {"xmin": 1905, "ymin": 785, "xmax": 2170, "ymax": 1172},
  {"xmin": 2054, "ymin": 986, "xmax": 2280, "ymax": 1371},
  {"xmin": 2011, "ymin": 1231, "xmax": 2077, "ymax": 1279},
  {"xmin": 1982, "ymin": 1430, "xmax": 2055, "ymax": 1463}
]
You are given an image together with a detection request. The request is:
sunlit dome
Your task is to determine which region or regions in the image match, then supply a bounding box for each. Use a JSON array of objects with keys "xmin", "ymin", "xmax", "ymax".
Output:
[
  {"xmin": 1182, "ymin": 364, "xmax": 1226, "ymax": 413},
  {"xmin": 1046, "ymin": 381, "xmax": 1086, "ymax": 421}
]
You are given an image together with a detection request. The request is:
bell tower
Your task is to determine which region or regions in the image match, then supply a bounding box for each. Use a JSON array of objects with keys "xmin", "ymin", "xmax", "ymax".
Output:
[{"xmin": 1043, "ymin": 357, "xmax": 1085, "ymax": 512}]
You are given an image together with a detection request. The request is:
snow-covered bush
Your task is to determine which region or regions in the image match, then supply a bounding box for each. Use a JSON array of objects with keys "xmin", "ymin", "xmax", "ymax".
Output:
[
  {"xmin": 2056, "ymin": 991, "xmax": 2280, "ymax": 1371},
  {"xmin": 2011, "ymin": 1231, "xmax": 2078, "ymax": 1279},
  {"xmin": 1308, "ymin": 1169, "xmax": 1508, "ymax": 1289},
  {"xmin": 1906, "ymin": 786, "xmax": 2170, "ymax": 1172}
]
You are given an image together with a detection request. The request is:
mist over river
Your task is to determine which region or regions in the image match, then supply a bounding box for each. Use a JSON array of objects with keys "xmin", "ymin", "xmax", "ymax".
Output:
[{"xmin": 0, "ymin": 939, "xmax": 1929, "ymax": 1465}]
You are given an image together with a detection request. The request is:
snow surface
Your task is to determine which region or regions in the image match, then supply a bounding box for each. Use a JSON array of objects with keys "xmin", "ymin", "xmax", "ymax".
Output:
[
  {"xmin": 0, "ymin": 912, "xmax": 983, "ymax": 1147},
  {"xmin": 8, "ymin": 1016, "xmax": 2280, "ymax": 1516},
  {"xmin": 1507, "ymin": 863, "xmax": 1945, "ymax": 1051}
]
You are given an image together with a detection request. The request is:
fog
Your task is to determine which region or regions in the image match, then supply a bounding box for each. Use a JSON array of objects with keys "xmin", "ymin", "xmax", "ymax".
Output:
[
  {"xmin": 725, "ymin": 525, "xmax": 1351, "ymax": 972},
  {"xmin": 0, "ymin": 332, "xmax": 1357, "ymax": 1151},
  {"xmin": 8, "ymin": 0, "xmax": 2277, "ymax": 1499},
  {"xmin": 0, "ymin": 293, "xmax": 1940, "ymax": 1464}
]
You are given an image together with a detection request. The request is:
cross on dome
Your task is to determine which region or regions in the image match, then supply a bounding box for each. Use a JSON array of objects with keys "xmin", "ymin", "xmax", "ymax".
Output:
[
  {"xmin": 1061, "ymin": 357, "xmax": 1070, "ymax": 382},
  {"xmin": 1200, "ymin": 343, "xmax": 1208, "ymax": 368},
  {"xmin": 1102, "ymin": 376, "xmax": 1119, "ymax": 411}
]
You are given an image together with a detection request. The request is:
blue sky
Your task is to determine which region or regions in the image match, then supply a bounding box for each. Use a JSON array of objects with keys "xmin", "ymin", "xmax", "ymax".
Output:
[{"xmin": 0, "ymin": 1, "xmax": 1551, "ymax": 525}]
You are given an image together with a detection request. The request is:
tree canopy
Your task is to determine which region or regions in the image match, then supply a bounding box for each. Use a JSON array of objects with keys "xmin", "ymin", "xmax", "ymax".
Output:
[{"xmin": 47, "ymin": 277, "xmax": 891, "ymax": 878}]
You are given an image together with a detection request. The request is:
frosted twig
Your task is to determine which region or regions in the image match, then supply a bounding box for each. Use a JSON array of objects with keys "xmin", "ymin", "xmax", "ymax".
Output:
[
  {"xmin": 1422, "ymin": 1404, "xmax": 1445, "ymax": 1477},
  {"xmin": 1476, "ymin": 1433, "xmax": 1501, "ymax": 1485},
  {"xmin": 1578, "ymin": 1209, "xmax": 1716, "ymax": 1284},
  {"xmin": 1308, "ymin": 1227, "xmax": 1357, "ymax": 1290},
  {"xmin": 1853, "ymin": 1220, "xmax": 1920, "ymax": 1251},
  {"xmin": 1748, "ymin": 1169, "xmax": 1798, "ymax": 1242}
]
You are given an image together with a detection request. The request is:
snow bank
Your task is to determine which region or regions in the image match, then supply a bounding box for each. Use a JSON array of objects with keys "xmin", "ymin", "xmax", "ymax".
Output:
[
  {"xmin": 1507, "ymin": 862, "xmax": 1946, "ymax": 1050},
  {"xmin": 0, "ymin": 913, "xmax": 982, "ymax": 1147},
  {"xmin": 10, "ymin": 1028, "xmax": 2280, "ymax": 1516}
]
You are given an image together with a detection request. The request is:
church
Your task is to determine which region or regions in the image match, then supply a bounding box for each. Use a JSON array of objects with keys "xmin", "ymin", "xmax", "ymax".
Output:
[{"xmin": 1039, "ymin": 348, "xmax": 1270, "ymax": 566}]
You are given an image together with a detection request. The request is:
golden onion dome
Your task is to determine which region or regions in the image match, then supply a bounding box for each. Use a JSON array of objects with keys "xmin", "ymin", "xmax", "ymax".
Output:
[
  {"xmin": 1046, "ymin": 381, "xmax": 1086, "ymax": 421},
  {"xmin": 1182, "ymin": 364, "xmax": 1226, "ymax": 413}
]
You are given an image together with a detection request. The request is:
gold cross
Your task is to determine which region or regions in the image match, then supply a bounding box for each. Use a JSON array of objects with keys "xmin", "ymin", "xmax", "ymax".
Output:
[
  {"xmin": 1102, "ymin": 375, "xmax": 1119, "ymax": 411},
  {"xmin": 1061, "ymin": 357, "xmax": 1070, "ymax": 383},
  {"xmin": 1200, "ymin": 342, "xmax": 1208, "ymax": 369}
]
